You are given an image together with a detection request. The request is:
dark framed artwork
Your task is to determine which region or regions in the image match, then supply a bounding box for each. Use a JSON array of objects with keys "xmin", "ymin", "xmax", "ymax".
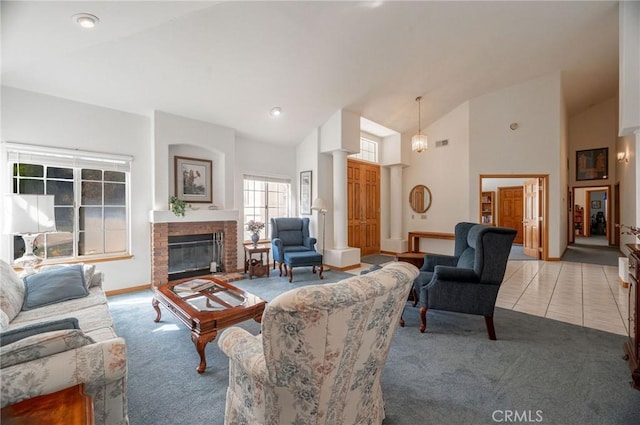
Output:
[
  {"xmin": 300, "ymin": 170, "xmax": 312, "ymax": 215},
  {"xmin": 174, "ymin": 156, "xmax": 212, "ymax": 203},
  {"xmin": 576, "ymin": 148, "xmax": 608, "ymax": 181},
  {"xmin": 591, "ymin": 200, "xmax": 601, "ymax": 209}
]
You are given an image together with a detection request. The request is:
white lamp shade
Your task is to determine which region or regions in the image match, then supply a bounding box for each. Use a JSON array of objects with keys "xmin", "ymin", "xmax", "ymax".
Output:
[
  {"xmin": 5, "ymin": 195, "xmax": 57, "ymax": 234},
  {"xmin": 311, "ymin": 198, "xmax": 328, "ymax": 212}
]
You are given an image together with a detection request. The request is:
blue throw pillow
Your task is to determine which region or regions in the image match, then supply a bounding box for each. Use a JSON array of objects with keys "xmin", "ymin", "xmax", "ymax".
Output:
[
  {"xmin": 22, "ymin": 264, "xmax": 89, "ymax": 311},
  {"xmin": 0, "ymin": 318, "xmax": 80, "ymax": 346}
]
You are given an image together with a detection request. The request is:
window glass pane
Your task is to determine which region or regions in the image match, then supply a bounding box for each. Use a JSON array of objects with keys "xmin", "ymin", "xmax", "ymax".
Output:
[
  {"xmin": 105, "ymin": 207, "xmax": 126, "ymax": 230},
  {"xmin": 18, "ymin": 179, "xmax": 44, "ymax": 194},
  {"xmin": 54, "ymin": 207, "xmax": 74, "ymax": 232},
  {"xmin": 81, "ymin": 182, "xmax": 103, "ymax": 205},
  {"xmin": 47, "ymin": 180, "xmax": 74, "ymax": 205},
  {"xmin": 82, "ymin": 169, "xmax": 102, "ymax": 180},
  {"xmin": 104, "ymin": 183, "xmax": 125, "ymax": 205},
  {"xmin": 47, "ymin": 167, "xmax": 73, "ymax": 179},
  {"xmin": 13, "ymin": 178, "xmax": 17, "ymax": 193},
  {"xmin": 104, "ymin": 171, "xmax": 125, "ymax": 182},
  {"xmin": 16, "ymin": 164, "xmax": 44, "ymax": 177},
  {"xmin": 105, "ymin": 230, "xmax": 126, "ymax": 253},
  {"xmin": 79, "ymin": 207, "xmax": 102, "ymax": 230},
  {"xmin": 79, "ymin": 231, "xmax": 104, "ymax": 255},
  {"xmin": 45, "ymin": 233, "xmax": 73, "ymax": 258}
]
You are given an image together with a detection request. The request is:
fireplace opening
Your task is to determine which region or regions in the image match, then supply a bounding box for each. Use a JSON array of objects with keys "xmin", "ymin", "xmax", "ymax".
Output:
[{"xmin": 168, "ymin": 232, "xmax": 224, "ymax": 281}]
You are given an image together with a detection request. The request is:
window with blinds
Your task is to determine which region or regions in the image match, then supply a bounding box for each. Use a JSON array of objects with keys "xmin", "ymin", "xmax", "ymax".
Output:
[
  {"xmin": 5, "ymin": 142, "xmax": 132, "ymax": 262},
  {"xmin": 243, "ymin": 174, "xmax": 291, "ymax": 241}
]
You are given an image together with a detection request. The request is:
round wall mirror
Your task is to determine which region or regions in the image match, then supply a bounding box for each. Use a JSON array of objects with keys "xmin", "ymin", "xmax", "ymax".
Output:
[{"xmin": 409, "ymin": 185, "xmax": 432, "ymax": 213}]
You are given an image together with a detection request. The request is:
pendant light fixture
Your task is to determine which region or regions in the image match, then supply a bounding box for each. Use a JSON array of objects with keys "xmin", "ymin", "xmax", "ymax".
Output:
[{"xmin": 412, "ymin": 96, "xmax": 428, "ymax": 153}]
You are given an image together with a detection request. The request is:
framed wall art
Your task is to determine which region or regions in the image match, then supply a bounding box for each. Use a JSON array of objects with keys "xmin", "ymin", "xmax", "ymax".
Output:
[
  {"xmin": 576, "ymin": 148, "xmax": 608, "ymax": 181},
  {"xmin": 300, "ymin": 170, "xmax": 312, "ymax": 215},
  {"xmin": 174, "ymin": 156, "xmax": 212, "ymax": 203}
]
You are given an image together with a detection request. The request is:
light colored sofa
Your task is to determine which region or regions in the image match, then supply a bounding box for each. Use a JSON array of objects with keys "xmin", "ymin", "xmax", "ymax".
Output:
[
  {"xmin": 0, "ymin": 259, "xmax": 128, "ymax": 425},
  {"xmin": 218, "ymin": 261, "xmax": 419, "ymax": 425}
]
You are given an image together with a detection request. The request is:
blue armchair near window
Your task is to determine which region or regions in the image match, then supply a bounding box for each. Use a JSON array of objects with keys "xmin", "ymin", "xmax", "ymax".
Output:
[
  {"xmin": 413, "ymin": 222, "xmax": 516, "ymax": 340},
  {"xmin": 270, "ymin": 217, "xmax": 317, "ymax": 277}
]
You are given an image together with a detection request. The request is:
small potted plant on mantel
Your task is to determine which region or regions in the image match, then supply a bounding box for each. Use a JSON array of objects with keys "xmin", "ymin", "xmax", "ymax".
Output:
[{"xmin": 169, "ymin": 196, "xmax": 187, "ymax": 217}]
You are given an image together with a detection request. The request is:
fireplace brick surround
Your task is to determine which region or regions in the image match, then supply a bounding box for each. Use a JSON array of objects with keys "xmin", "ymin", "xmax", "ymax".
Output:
[{"xmin": 151, "ymin": 220, "xmax": 238, "ymax": 286}]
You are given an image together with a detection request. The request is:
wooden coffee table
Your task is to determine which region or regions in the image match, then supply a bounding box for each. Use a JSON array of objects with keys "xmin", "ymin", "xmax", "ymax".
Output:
[{"xmin": 152, "ymin": 276, "xmax": 266, "ymax": 373}]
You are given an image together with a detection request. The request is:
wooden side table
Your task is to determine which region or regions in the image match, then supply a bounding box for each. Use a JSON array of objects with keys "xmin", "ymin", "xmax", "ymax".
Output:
[
  {"xmin": 1, "ymin": 384, "xmax": 94, "ymax": 425},
  {"xmin": 244, "ymin": 244, "xmax": 270, "ymax": 279}
]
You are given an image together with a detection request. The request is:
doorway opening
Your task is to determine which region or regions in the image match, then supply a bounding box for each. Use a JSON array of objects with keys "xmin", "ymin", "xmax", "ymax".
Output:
[
  {"xmin": 480, "ymin": 174, "xmax": 549, "ymax": 260},
  {"xmin": 570, "ymin": 185, "xmax": 611, "ymax": 247}
]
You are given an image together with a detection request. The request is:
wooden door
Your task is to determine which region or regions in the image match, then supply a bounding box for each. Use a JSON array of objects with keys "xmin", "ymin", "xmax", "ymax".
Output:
[
  {"xmin": 498, "ymin": 186, "xmax": 523, "ymax": 244},
  {"xmin": 347, "ymin": 159, "xmax": 380, "ymax": 257},
  {"xmin": 523, "ymin": 178, "xmax": 541, "ymax": 259}
]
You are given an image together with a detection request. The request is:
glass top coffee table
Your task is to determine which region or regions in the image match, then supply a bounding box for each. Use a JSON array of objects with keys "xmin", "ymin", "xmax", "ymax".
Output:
[{"xmin": 152, "ymin": 276, "xmax": 266, "ymax": 373}]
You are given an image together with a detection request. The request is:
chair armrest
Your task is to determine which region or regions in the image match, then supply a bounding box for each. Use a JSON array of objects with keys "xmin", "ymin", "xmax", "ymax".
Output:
[
  {"xmin": 218, "ymin": 327, "xmax": 267, "ymax": 383},
  {"xmin": 1, "ymin": 337, "xmax": 127, "ymax": 408},
  {"xmin": 421, "ymin": 254, "xmax": 458, "ymax": 271},
  {"xmin": 303, "ymin": 237, "xmax": 317, "ymax": 250},
  {"xmin": 271, "ymin": 238, "xmax": 284, "ymax": 261},
  {"xmin": 432, "ymin": 266, "xmax": 480, "ymax": 283}
]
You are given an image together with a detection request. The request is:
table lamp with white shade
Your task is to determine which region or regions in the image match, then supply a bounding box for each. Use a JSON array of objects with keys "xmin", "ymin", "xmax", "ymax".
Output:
[
  {"xmin": 311, "ymin": 197, "xmax": 328, "ymax": 267},
  {"xmin": 4, "ymin": 194, "xmax": 57, "ymax": 273}
]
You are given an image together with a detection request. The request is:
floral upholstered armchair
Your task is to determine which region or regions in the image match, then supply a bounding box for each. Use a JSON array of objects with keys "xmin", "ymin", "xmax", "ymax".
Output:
[{"xmin": 218, "ymin": 261, "xmax": 419, "ymax": 425}]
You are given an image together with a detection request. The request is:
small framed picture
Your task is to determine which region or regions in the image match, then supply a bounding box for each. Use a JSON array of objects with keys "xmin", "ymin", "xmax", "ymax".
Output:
[
  {"xmin": 300, "ymin": 170, "xmax": 312, "ymax": 215},
  {"xmin": 174, "ymin": 156, "xmax": 212, "ymax": 203},
  {"xmin": 576, "ymin": 148, "xmax": 608, "ymax": 181},
  {"xmin": 591, "ymin": 200, "xmax": 601, "ymax": 209}
]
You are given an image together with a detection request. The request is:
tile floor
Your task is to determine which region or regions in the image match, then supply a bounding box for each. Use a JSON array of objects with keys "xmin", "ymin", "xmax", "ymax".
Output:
[{"xmin": 350, "ymin": 259, "xmax": 629, "ymax": 336}]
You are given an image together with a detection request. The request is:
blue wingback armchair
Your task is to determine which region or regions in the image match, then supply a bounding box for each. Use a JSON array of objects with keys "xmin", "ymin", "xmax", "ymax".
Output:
[
  {"xmin": 270, "ymin": 217, "xmax": 317, "ymax": 277},
  {"xmin": 413, "ymin": 222, "xmax": 516, "ymax": 339}
]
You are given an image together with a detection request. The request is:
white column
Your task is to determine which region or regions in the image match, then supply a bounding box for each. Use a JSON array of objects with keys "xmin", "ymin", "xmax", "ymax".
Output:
[
  {"xmin": 332, "ymin": 150, "xmax": 348, "ymax": 250},
  {"xmin": 389, "ymin": 164, "xmax": 403, "ymax": 240}
]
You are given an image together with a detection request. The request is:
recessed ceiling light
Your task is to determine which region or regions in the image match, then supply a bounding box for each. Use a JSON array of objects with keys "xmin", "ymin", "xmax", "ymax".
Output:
[
  {"xmin": 270, "ymin": 107, "xmax": 282, "ymax": 117},
  {"xmin": 72, "ymin": 13, "xmax": 99, "ymax": 29}
]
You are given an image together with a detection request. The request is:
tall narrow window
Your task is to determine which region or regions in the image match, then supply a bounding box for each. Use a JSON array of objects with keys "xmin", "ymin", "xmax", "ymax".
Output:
[
  {"xmin": 243, "ymin": 175, "xmax": 291, "ymax": 241},
  {"xmin": 6, "ymin": 143, "xmax": 132, "ymax": 263}
]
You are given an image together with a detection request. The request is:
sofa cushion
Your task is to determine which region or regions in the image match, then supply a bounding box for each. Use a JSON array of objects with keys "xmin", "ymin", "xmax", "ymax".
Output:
[
  {"xmin": 0, "ymin": 318, "xmax": 79, "ymax": 347},
  {"xmin": 0, "ymin": 259, "xmax": 25, "ymax": 322},
  {"xmin": 22, "ymin": 265, "xmax": 89, "ymax": 311},
  {"xmin": 38, "ymin": 263, "xmax": 99, "ymax": 289},
  {"xmin": 0, "ymin": 328, "xmax": 94, "ymax": 368}
]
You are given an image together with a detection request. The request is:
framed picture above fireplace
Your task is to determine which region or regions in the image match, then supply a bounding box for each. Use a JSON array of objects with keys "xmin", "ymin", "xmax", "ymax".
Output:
[{"xmin": 174, "ymin": 156, "xmax": 212, "ymax": 203}]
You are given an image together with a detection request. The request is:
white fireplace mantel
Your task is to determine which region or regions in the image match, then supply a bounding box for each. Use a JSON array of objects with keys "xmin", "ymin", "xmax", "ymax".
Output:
[{"xmin": 149, "ymin": 209, "xmax": 239, "ymax": 223}]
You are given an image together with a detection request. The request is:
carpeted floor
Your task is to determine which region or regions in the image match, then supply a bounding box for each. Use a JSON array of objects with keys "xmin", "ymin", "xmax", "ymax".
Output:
[
  {"xmin": 561, "ymin": 242, "xmax": 623, "ymax": 266},
  {"xmin": 108, "ymin": 269, "xmax": 640, "ymax": 425},
  {"xmin": 361, "ymin": 254, "xmax": 394, "ymax": 265}
]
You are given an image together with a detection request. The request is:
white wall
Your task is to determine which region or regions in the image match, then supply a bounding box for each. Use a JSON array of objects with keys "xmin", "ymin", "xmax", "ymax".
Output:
[
  {"xmin": 617, "ymin": 134, "xmax": 638, "ymax": 251},
  {"xmin": 402, "ymin": 101, "xmax": 470, "ymax": 255},
  {"xmin": 469, "ymin": 73, "xmax": 563, "ymax": 258},
  {"xmin": 153, "ymin": 111, "xmax": 235, "ymax": 211},
  {"xmin": 619, "ymin": 1, "xmax": 640, "ymax": 136},
  {"xmin": 296, "ymin": 129, "xmax": 322, "ymax": 245},
  {"xmin": 1, "ymin": 87, "xmax": 152, "ymax": 291}
]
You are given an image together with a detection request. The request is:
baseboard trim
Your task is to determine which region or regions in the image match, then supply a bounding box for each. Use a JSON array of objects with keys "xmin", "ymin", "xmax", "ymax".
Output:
[
  {"xmin": 106, "ymin": 284, "xmax": 150, "ymax": 297},
  {"xmin": 326, "ymin": 263, "xmax": 361, "ymax": 272}
]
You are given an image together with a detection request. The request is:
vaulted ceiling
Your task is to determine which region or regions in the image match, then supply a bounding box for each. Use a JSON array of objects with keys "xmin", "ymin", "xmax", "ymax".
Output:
[{"xmin": 1, "ymin": 1, "xmax": 619, "ymax": 145}]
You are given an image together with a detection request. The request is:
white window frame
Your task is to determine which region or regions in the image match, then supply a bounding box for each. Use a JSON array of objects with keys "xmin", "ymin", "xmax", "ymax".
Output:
[
  {"xmin": 4, "ymin": 142, "xmax": 133, "ymax": 263},
  {"xmin": 243, "ymin": 174, "xmax": 291, "ymax": 241},
  {"xmin": 350, "ymin": 136, "xmax": 379, "ymax": 163}
]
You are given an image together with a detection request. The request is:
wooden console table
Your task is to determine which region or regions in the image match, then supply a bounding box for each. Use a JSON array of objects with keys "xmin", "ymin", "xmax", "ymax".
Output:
[
  {"xmin": 407, "ymin": 231, "xmax": 454, "ymax": 253},
  {"xmin": 1, "ymin": 384, "xmax": 94, "ymax": 425}
]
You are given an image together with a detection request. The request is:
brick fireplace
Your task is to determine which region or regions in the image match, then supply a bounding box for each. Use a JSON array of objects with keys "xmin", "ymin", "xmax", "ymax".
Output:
[{"xmin": 150, "ymin": 211, "xmax": 238, "ymax": 286}]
